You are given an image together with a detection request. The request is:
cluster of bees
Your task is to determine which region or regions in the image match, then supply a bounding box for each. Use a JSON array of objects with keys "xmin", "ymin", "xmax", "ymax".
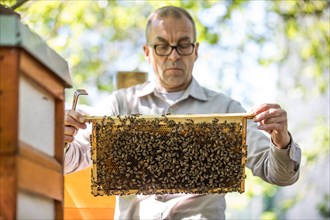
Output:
[{"xmin": 90, "ymin": 114, "xmax": 247, "ymax": 196}]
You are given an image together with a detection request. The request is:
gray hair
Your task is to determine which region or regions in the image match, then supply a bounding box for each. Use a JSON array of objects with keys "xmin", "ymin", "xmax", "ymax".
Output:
[{"xmin": 145, "ymin": 6, "xmax": 196, "ymax": 43}]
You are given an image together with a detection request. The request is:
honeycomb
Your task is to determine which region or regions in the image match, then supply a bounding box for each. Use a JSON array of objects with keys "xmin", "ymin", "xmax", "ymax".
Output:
[{"xmin": 87, "ymin": 113, "xmax": 251, "ymax": 196}]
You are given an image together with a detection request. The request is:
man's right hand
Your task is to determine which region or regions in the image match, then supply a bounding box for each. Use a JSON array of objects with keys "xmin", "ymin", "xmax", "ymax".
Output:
[{"xmin": 64, "ymin": 110, "xmax": 87, "ymax": 143}]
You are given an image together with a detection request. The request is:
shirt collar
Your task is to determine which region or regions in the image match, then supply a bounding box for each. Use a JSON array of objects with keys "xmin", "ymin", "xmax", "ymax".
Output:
[
  {"xmin": 183, "ymin": 78, "xmax": 208, "ymax": 101},
  {"xmin": 136, "ymin": 77, "xmax": 208, "ymax": 101},
  {"xmin": 136, "ymin": 81, "xmax": 155, "ymax": 97}
]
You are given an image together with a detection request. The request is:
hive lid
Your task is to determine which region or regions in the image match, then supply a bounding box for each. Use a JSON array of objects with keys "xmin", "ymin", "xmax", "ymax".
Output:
[{"xmin": 0, "ymin": 14, "xmax": 72, "ymax": 87}]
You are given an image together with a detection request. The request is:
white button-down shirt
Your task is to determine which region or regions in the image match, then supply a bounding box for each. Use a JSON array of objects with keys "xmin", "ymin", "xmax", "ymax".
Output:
[{"xmin": 65, "ymin": 78, "xmax": 301, "ymax": 219}]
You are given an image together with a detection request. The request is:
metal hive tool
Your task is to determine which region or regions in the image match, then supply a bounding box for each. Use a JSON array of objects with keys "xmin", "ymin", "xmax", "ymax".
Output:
[{"xmin": 85, "ymin": 113, "xmax": 253, "ymax": 196}]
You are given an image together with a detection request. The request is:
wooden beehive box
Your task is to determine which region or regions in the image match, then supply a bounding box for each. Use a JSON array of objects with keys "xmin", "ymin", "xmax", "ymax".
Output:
[
  {"xmin": 86, "ymin": 113, "xmax": 252, "ymax": 196},
  {"xmin": 0, "ymin": 12, "xmax": 71, "ymax": 220}
]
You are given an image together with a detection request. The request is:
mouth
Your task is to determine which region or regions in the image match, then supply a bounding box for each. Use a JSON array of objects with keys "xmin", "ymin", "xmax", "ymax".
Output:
[{"xmin": 166, "ymin": 67, "xmax": 183, "ymax": 72}]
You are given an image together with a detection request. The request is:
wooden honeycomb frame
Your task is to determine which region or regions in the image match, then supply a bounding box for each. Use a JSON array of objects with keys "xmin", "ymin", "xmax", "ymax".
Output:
[{"xmin": 86, "ymin": 113, "xmax": 252, "ymax": 196}]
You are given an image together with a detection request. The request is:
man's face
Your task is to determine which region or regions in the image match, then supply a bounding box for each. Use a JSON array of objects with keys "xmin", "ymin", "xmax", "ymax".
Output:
[{"xmin": 144, "ymin": 15, "xmax": 199, "ymax": 92}]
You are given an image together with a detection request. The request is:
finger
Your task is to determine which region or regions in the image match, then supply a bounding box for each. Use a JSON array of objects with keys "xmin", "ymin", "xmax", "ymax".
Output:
[
  {"xmin": 64, "ymin": 125, "xmax": 78, "ymax": 136},
  {"xmin": 253, "ymin": 107, "xmax": 285, "ymax": 123},
  {"xmin": 65, "ymin": 115, "xmax": 87, "ymax": 130},
  {"xmin": 64, "ymin": 135, "xmax": 74, "ymax": 143},
  {"xmin": 257, "ymin": 121, "xmax": 287, "ymax": 133},
  {"xmin": 260, "ymin": 113, "xmax": 287, "ymax": 125},
  {"xmin": 64, "ymin": 125, "xmax": 78, "ymax": 143},
  {"xmin": 65, "ymin": 111, "xmax": 87, "ymax": 130},
  {"xmin": 252, "ymin": 103, "xmax": 281, "ymax": 116},
  {"xmin": 66, "ymin": 110, "xmax": 86, "ymax": 124}
]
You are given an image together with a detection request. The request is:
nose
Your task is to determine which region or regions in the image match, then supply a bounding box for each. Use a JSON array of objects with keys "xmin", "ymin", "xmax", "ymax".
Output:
[{"xmin": 168, "ymin": 47, "xmax": 181, "ymax": 61}]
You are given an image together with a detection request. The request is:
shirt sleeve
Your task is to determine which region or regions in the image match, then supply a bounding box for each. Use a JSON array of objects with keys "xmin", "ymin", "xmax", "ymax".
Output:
[
  {"xmin": 226, "ymin": 99, "xmax": 301, "ymax": 186},
  {"xmin": 246, "ymin": 121, "xmax": 301, "ymax": 186},
  {"xmin": 64, "ymin": 119, "xmax": 93, "ymax": 174}
]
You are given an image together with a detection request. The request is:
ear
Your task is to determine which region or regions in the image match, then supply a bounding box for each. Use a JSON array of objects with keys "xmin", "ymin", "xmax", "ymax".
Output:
[
  {"xmin": 143, "ymin": 45, "xmax": 150, "ymax": 63},
  {"xmin": 194, "ymin": 43, "xmax": 199, "ymax": 61}
]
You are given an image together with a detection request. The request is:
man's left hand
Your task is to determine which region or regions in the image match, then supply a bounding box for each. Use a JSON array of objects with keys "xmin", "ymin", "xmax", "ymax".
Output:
[{"xmin": 251, "ymin": 103, "xmax": 291, "ymax": 149}]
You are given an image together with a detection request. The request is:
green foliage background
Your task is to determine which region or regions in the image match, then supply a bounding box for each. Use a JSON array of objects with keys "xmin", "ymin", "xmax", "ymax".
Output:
[
  {"xmin": 2, "ymin": 0, "xmax": 328, "ymax": 95},
  {"xmin": 1, "ymin": 0, "xmax": 329, "ymax": 219}
]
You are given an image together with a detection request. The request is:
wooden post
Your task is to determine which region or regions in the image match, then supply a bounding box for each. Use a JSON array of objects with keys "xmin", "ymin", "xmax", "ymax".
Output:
[
  {"xmin": 116, "ymin": 71, "xmax": 147, "ymax": 89},
  {"xmin": 0, "ymin": 12, "xmax": 71, "ymax": 220}
]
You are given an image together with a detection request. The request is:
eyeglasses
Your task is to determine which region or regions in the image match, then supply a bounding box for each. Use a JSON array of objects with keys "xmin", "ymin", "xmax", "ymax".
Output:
[{"xmin": 149, "ymin": 43, "xmax": 195, "ymax": 56}]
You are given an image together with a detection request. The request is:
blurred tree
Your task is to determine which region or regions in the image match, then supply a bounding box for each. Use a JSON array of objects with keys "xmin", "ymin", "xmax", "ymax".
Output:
[
  {"xmin": 1, "ymin": 0, "xmax": 327, "ymax": 96},
  {"xmin": 272, "ymin": 0, "xmax": 329, "ymax": 96}
]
